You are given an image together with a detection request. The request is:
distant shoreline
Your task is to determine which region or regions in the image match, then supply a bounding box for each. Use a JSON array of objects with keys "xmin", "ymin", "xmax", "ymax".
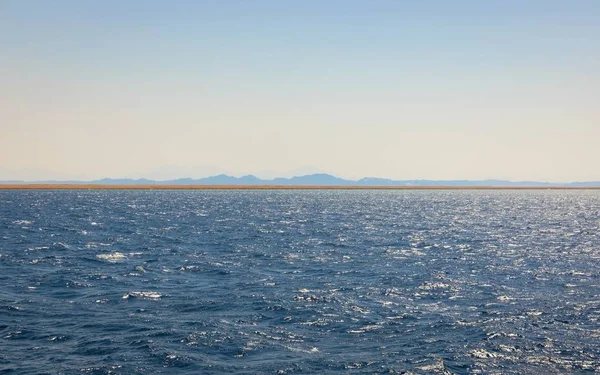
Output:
[{"xmin": 1, "ymin": 184, "xmax": 599, "ymax": 190}]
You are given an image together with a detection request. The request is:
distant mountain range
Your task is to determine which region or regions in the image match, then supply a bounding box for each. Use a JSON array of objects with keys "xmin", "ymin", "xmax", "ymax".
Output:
[{"xmin": 1, "ymin": 173, "xmax": 600, "ymax": 187}]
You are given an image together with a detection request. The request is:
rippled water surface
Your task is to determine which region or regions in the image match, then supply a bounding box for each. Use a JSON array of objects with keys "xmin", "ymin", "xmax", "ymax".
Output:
[{"xmin": 1, "ymin": 190, "xmax": 600, "ymax": 374}]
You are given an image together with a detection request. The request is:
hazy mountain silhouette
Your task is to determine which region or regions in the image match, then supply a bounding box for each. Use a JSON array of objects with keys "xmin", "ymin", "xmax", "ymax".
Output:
[{"xmin": 2, "ymin": 173, "xmax": 600, "ymax": 187}]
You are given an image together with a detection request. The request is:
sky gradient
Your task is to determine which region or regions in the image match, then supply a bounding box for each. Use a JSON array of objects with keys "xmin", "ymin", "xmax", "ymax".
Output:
[{"xmin": 1, "ymin": 1, "xmax": 599, "ymax": 182}]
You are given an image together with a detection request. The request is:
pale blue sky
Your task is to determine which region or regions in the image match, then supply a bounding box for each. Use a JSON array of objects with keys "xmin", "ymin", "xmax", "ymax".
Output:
[{"xmin": 1, "ymin": 1, "xmax": 599, "ymax": 181}]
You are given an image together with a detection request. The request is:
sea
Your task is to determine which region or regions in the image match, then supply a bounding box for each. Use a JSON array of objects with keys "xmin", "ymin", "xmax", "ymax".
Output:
[{"xmin": 1, "ymin": 189, "xmax": 599, "ymax": 374}]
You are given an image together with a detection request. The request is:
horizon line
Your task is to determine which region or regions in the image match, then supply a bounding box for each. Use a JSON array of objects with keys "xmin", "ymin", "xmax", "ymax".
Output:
[{"xmin": 2, "ymin": 184, "xmax": 600, "ymax": 190}]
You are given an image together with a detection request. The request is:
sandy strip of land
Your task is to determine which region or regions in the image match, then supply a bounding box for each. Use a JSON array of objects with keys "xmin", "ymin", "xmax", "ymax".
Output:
[{"xmin": 0, "ymin": 184, "xmax": 598, "ymax": 190}]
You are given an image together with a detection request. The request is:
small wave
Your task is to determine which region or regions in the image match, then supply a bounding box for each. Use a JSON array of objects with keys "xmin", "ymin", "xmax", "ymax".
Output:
[
  {"xmin": 51, "ymin": 242, "xmax": 70, "ymax": 250},
  {"xmin": 135, "ymin": 265, "xmax": 146, "ymax": 273},
  {"xmin": 85, "ymin": 242, "xmax": 112, "ymax": 248}
]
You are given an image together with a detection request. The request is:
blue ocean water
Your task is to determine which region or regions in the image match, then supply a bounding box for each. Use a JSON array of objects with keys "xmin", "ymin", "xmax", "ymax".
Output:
[{"xmin": 1, "ymin": 190, "xmax": 599, "ymax": 374}]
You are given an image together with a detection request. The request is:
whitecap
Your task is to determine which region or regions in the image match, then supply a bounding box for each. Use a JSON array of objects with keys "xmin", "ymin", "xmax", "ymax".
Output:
[
  {"xmin": 470, "ymin": 349, "xmax": 499, "ymax": 358},
  {"xmin": 27, "ymin": 246, "xmax": 50, "ymax": 251},
  {"xmin": 418, "ymin": 282, "xmax": 452, "ymax": 290},
  {"xmin": 418, "ymin": 358, "xmax": 448, "ymax": 371},
  {"xmin": 123, "ymin": 291, "xmax": 162, "ymax": 299},
  {"xmin": 12, "ymin": 220, "xmax": 32, "ymax": 225},
  {"xmin": 96, "ymin": 252, "xmax": 127, "ymax": 263},
  {"xmin": 282, "ymin": 345, "xmax": 319, "ymax": 354},
  {"xmin": 527, "ymin": 310, "xmax": 543, "ymax": 316}
]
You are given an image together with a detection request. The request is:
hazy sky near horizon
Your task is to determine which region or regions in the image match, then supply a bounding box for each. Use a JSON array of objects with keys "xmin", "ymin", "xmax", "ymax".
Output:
[{"xmin": 1, "ymin": 1, "xmax": 599, "ymax": 181}]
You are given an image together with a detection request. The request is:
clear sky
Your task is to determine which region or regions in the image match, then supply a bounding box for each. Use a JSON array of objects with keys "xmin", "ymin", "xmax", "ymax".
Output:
[{"xmin": 1, "ymin": 1, "xmax": 599, "ymax": 181}]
